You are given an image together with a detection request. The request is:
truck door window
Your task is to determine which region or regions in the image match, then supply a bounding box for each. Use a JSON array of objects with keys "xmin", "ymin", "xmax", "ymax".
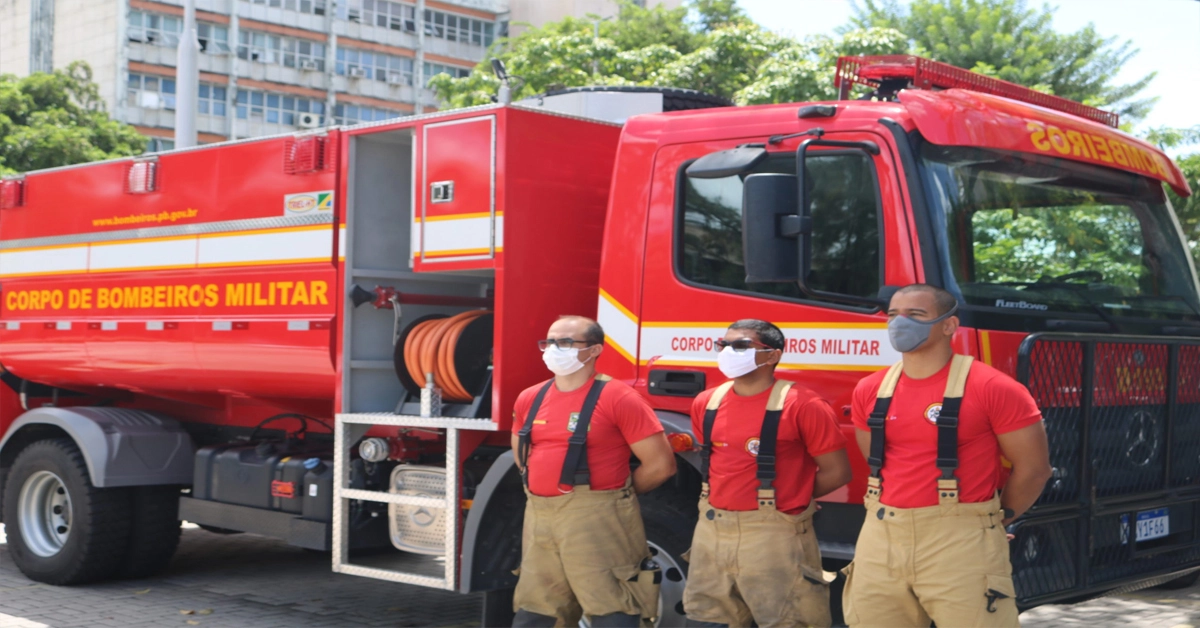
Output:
[{"xmin": 677, "ymin": 152, "xmax": 881, "ymax": 301}]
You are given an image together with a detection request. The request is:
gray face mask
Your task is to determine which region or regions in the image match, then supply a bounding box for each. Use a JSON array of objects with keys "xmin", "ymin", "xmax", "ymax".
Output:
[{"xmin": 887, "ymin": 304, "xmax": 959, "ymax": 353}]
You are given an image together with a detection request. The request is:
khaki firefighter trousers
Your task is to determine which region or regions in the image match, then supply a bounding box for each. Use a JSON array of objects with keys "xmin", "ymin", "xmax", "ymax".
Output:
[
  {"xmin": 513, "ymin": 483, "xmax": 660, "ymax": 626},
  {"xmin": 682, "ymin": 496, "xmax": 832, "ymax": 628},
  {"xmin": 842, "ymin": 481, "xmax": 1019, "ymax": 628}
]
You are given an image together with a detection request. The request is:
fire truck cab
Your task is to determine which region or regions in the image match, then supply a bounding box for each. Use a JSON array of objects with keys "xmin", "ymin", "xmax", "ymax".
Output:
[{"xmin": 0, "ymin": 56, "xmax": 1197, "ymax": 623}]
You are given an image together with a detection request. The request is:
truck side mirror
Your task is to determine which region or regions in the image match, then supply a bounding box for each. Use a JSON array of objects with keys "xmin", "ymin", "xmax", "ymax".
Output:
[{"xmin": 742, "ymin": 173, "xmax": 804, "ymax": 283}]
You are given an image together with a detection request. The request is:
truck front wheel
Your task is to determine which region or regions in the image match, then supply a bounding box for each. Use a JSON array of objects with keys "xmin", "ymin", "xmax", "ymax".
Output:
[{"xmin": 2, "ymin": 438, "xmax": 132, "ymax": 585}]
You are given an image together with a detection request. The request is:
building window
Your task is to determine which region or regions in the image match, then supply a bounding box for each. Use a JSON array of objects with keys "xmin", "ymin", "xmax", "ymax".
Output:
[
  {"xmin": 128, "ymin": 73, "xmax": 176, "ymax": 110},
  {"xmin": 128, "ymin": 11, "xmax": 181, "ymax": 46},
  {"xmin": 145, "ymin": 137, "xmax": 176, "ymax": 153},
  {"xmin": 197, "ymin": 23, "xmax": 232, "ymax": 54},
  {"xmin": 198, "ymin": 84, "xmax": 228, "ymax": 116},
  {"xmin": 236, "ymin": 89, "xmax": 325, "ymax": 125},
  {"xmin": 422, "ymin": 62, "xmax": 471, "ymax": 85},
  {"xmin": 336, "ymin": 48, "xmax": 413, "ymax": 84},
  {"xmin": 248, "ymin": 0, "xmax": 327, "ymax": 16},
  {"xmin": 357, "ymin": 0, "xmax": 416, "ymax": 32},
  {"xmin": 676, "ymin": 152, "xmax": 882, "ymax": 301},
  {"xmin": 128, "ymin": 74, "xmax": 227, "ymax": 117},
  {"xmin": 237, "ymin": 31, "xmax": 325, "ymax": 71},
  {"xmin": 344, "ymin": 1, "xmax": 495, "ymax": 46},
  {"xmin": 423, "ymin": 9, "xmax": 494, "ymax": 46},
  {"xmin": 335, "ymin": 103, "xmax": 403, "ymax": 125},
  {"xmin": 127, "ymin": 11, "xmax": 229, "ymax": 53}
]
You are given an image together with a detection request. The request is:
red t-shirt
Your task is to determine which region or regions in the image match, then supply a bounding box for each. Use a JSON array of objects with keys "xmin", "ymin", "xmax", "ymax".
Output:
[
  {"xmin": 851, "ymin": 358, "xmax": 1043, "ymax": 508},
  {"xmin": 512, "ymin": 376, "xmax": 663, "ymax": 497},
  {"xmin": 691, "ymin": 382, "xmax": 846, "ymax": 515}
]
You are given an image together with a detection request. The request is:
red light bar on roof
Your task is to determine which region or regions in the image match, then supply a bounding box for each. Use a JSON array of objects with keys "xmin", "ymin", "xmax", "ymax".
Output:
[{"xmin": 834, "ymin": 55, "xmax": 1119, "ymax": 129}]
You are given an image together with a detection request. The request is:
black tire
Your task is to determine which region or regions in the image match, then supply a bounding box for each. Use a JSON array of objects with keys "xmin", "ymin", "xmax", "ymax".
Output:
[
  {"xmin": 119, "ymin": 485, "xmax": 182, "ymax": 578},
  {"xmin": 2, "ymin": 438, "xmax": 132, "ymax": 585},
  {"xmin": 542, "ymin": 85, "xmax": 734, "ymax": 112},
  {"xmin": 1156, "ymin": 570, "xmax": 1200, "ymax": 590},
  {"xmin": 481, "ymin": 586, "xmax": 516, "ymax": 627},
  {"xmin": 640, "ymin": 486, "xmax": 698, "ymax": 627}
]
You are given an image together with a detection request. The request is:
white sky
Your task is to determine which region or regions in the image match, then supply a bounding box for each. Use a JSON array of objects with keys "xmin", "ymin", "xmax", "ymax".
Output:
[{"xmin": 740, "ymin": 0, "xmax": 1200, "ymax": 146}]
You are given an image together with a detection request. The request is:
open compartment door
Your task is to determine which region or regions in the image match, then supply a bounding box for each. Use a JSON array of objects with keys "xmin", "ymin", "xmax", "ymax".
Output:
[{"xmin": 418, "ymin": 116, "xmax": 497, "ymax": 265}]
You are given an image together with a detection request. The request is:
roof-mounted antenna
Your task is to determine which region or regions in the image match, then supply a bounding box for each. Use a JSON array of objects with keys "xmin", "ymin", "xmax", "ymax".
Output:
[{"xmin": 492, "ymin": 59, "xmax": 511, "ymax": 105}]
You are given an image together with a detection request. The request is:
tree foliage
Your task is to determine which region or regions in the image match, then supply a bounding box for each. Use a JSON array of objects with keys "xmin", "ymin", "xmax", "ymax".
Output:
[
  {"xmin": 429, "ymin": 1, "xmax": 908, "ymax": 108},
  {"xmin": 849, "ymin": 0, "xmax": 1156, "ymax": 122},
  {"xmin": 0, "ymin": 62, "xmax": 145, "ymax": 175},
  {"xmin": 1169, "ymin": 153, "xmax": 1200, "ymax": 267},
  {"xmin": 1145, "ymin": 126, "xmax": 1200, "ymax": 267}
]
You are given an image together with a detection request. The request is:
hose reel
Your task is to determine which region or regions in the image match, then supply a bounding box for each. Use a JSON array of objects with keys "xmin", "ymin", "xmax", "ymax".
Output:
[
  {"xmin": 393, "ymin": 311, "xmax": 494, "ymax": 403},
  {"xmin": 351, "ymin": 284, "xmax": 494, "ymax": 405}
]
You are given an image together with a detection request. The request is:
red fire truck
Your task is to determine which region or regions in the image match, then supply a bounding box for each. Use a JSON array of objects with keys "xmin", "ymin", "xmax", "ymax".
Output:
[{"xmin": 0, "ymin": 56, "xmax": 1197, "ymax": 623}]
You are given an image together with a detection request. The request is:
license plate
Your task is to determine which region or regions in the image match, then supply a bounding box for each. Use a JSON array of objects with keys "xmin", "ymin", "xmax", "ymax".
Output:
[{"xmin": 1136, "ymin": 508, "xmax": 1170, "ymax": 541}]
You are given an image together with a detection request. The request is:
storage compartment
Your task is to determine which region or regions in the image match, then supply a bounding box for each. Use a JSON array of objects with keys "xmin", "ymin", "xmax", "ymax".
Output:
[{"xmin": 192, "ymin": 442, "xmax": 333, "ymax": 521}]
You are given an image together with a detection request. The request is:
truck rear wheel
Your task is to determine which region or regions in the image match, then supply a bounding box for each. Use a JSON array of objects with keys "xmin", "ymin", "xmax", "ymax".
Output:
[
  {"xmin": 2, "ymin": 438, "xmax": 132, "ymax": 585},
  {"xmin": 640, "ymin": 490, "xmax": 696, "ymax": 627},
  {"xmin": 119, "ymin": 485, "xmax": 182, "ymax": 578}
]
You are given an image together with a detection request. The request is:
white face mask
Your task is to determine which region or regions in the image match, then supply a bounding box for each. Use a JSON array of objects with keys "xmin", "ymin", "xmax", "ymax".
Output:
[
  {"xmin": 717, "ymin": 346, "xmax": 763, "ymax": 379},
  {"xmin": 542, "ymin": 345, "xmax": 592, "ymax": 376}
]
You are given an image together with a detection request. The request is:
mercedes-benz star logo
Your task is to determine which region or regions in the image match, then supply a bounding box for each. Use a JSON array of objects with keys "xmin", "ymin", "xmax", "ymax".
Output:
[{"xmin": 1124, "ymin": 410, "xmax": 1161, "ymax": 468}]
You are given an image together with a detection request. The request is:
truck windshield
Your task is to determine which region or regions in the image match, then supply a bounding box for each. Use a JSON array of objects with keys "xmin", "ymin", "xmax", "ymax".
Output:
[{"xmin": 917, "ymin": 143, "xmax": 1200, "ymax": 328}]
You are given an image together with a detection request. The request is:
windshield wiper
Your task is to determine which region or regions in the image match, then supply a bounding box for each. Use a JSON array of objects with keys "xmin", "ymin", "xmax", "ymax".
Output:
[{"xmin": 1034, "ymin": 282, "xmax": 1121, "ymax": 332}]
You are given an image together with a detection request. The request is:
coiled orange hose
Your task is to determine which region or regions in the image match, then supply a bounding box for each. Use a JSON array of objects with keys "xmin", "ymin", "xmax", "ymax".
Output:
[{"xmin": 403, "ymin": 310, "xmax": 490, "ymax": 402}]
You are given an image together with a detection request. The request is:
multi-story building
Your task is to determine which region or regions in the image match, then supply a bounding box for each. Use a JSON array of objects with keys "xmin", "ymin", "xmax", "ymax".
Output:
[
  {"xmin": 0, "ymin": 0, "xmax": 682, "ymax": 152},
  {"xmin": 1, "ymin": 0, "xmax": 507, "ymax": 150}
]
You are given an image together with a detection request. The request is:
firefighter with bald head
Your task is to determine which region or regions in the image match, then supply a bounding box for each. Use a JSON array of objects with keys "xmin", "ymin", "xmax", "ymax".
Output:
[
  {"xmin": 510, "ymin": 315, "xmax": 677, "ymax": 627},
  {"xmin": 683, "ymin": 319, "xmax": 852, "ymax": 628},
  {"xmin": 843, "ymin": 284, "xmax": 1053, "ymax": 627}
]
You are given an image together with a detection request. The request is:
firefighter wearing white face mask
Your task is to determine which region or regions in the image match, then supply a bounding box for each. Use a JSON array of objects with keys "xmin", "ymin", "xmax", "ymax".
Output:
[
  {"xmin": 510, "ymin": 315, "xmax": 677, "ymax": 628},
  {"xmin": 683, "ymin": 319, "xmax": 852, "ymax": 628}
]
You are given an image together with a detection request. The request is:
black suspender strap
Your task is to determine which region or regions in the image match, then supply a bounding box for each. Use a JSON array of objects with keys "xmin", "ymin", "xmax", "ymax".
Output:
[
  {"xmin": 867, "ymin": 363, "xmax": 905, "ymax": 478},
  {"xmin": 937, "ymin": 355, "xmax": 973, "ymax": 480},
  {"xmin": 517, "ymin": 380, "xmax": 554, "ymax": 487},
  {"xmin": 699, "ymin": 381, "xmax": 735, "ymax": 483},
  {"xmin": 866, "ymin": 356, "xmax": 974, "ymax": 490},
  {"xmin": 756, "ymin": 380, "xmax": 793, "ymax": 500},
  {"xmin": 558, "ymin": 375, "xmax": 611, "ymax": 487}
]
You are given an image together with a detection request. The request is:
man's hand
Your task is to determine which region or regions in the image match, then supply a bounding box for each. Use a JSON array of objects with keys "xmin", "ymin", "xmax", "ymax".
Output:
[
  {"xmin": 629, "ymin": 432, "xmax": 676, "ymax": 494},
  {"xmin": 510, "ymin": 433, "xmax": 524, "ymax": 473}
]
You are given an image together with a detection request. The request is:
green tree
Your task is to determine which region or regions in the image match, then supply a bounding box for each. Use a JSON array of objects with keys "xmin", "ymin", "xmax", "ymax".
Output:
[
  {"xmin": 849, "ymin": 0, "xmax": 1156, "ymax": 122},
  {"xmin": 0, "ymin": 62, "xmax": 145, "ymax": 174},
  {"xmin": 1145, "ymin": 126, "xmax": 1200, "ymax": 267},
  {"xmin": 429, "ymin": 1, "xmax": 907, "ymax": 108},
  {"xmin": 1170, "ymin": 153, "xmax": 1200, "ymax": 267}
]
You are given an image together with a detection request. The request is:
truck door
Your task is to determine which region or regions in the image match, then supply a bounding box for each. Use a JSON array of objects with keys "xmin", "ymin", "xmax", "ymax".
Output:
[{"xmin": 637, "ymin": 130, "xmax": 920, "ymax": 489}]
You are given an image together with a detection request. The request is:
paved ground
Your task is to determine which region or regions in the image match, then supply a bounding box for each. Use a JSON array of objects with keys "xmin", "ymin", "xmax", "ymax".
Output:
[
  {"xmin": 2, "ymin": 522, "xmax": 1200, "ymax": 627},
  {"xmin": 0, "ymin": 524, "xmax": 482, "ymax": 628}
]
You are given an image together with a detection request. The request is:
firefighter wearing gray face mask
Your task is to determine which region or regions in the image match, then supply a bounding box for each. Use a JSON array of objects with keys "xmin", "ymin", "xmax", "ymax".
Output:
[{"xmin": 841, "ymin": 284, "xmax": 1053, "ymax": 627}]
